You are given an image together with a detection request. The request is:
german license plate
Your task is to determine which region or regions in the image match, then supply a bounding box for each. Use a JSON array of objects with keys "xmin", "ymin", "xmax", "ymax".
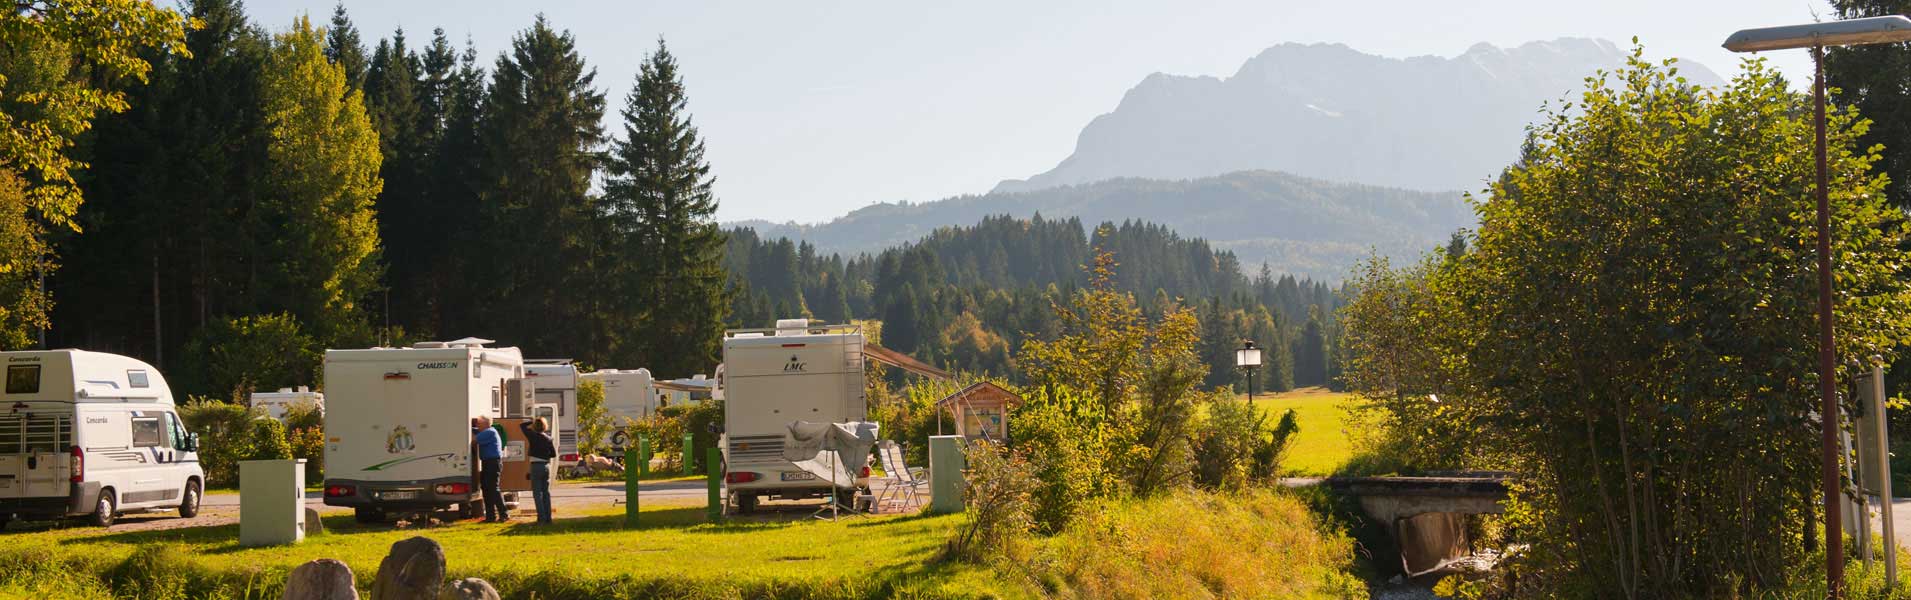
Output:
[
  {"xmin": 380, "ymin": 490, "xmax": 417, "ymax": 500},
  {"xmin": 781, "ymin": 472, "xmax": 816, "ymax": 482},
  {"xmin": 0, "ymin": 478, "xmax": 12, "ymax": 488}
]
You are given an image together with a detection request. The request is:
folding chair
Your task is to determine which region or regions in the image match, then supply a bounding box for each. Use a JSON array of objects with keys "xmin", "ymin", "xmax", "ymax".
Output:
[{"xmin": 875, "ymin": 440, "xmax": 930, "ymax": 513}]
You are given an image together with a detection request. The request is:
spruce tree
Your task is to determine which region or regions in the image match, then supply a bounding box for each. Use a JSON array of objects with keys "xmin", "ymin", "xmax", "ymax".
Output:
[
  {"xmin": 475, "ymin": 15, "xmax": 605, "ymax": 359},
  {"xmin": 323, "ymin": 3, "xmax": 366, "ymax": 92},
  {"xmin": 601, "ymin": 38, "xmax": 728, "ymax": 375}
]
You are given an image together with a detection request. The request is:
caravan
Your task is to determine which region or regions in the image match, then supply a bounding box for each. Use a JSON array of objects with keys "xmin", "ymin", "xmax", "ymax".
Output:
[
  {"xmin": 523, "ymin": 360, "xmax": 578, "ymax": 465},
  {"xmin": 721, "ymin": 320, "xmax": 867, "ymax": 512},
  {"xmin": 321, "ymin": 339, "xmax": 526, "ymax": 523},
  {"xmin": 0, "ymin": 350, "xmax": 202, "ymax": 528},
  {"xmin": 250, "ymin": 386, "xmax": 323, "ymax": 421},
  {"xmin": 579, "ymin": 368, "xmax": 656, "ymax": 452}
]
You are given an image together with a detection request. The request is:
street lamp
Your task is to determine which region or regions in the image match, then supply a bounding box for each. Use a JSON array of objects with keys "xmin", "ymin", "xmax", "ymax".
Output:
[
  {"xmin": 1724, "ymin": 16, "xmax": 1911, "ymax": 598},
  {"xmin": 1236, "ymin": 340, "xmax": 1263, "ymax": 400}
]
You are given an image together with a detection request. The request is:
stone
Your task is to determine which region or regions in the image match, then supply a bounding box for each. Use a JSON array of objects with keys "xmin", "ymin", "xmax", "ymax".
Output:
[
  {"xmin": 437, "ymin": 578, "xmax": 500, "ymax": 600},
  {"xmin": 371, "ymin": 536, "xmax": 446, "ymax": 600},
  {"xmin": 304, "ymin": 507, "xmax": 325, "ymax": 536},
  {"xmin": 282, "ymin": 558, "xmax": 357, "ymax": 600}
]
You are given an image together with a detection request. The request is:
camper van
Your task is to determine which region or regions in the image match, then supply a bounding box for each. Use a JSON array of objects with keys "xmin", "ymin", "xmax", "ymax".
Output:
[
  {"xmin": 0, "ymin": 350, "xmax": 202, "ymax": 528},
  {"xmin": 321, "ymin": 339, "xmax": 523, "ymax": 523},
  {"xmin": 579, "ymin": 368, "xmax": 656, "ymax": 452},
  {"xmin": 523, "ymin": 360, "xmax": 579, "ymax": 465},
  {"xmin": 250, "ymin": 386, "xmax": 323, "ymax": 421},
  {"xmin": 721, "ymin": 320, "xmax": 866, "ymax": 512}
]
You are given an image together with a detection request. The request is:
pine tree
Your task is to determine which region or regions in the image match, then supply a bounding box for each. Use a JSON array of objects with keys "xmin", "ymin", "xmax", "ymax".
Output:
[
  {"xmin": 428, "ymin": 38, "xmax": 487, "ymax": 337},
  {"xmin": 472, "ymin": 15, "xmax": 605, "ymax": 358},
  {"xmin": 1826, "ymin": 0, "xmax": 1911, "ymax": 209},
  {"xmin": 1294, "ymin": 305, "xmax": 1328, "ymax": 388},
  {"xmin": 322, "ymin": 3, "xmax": 366, "ymax": 92},
  {"xmin": 601, "ymin": 38, "xmax": 729, "ymax": 375}
]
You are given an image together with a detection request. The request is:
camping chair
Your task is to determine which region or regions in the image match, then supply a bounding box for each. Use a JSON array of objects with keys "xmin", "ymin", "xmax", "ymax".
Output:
[{"xmin": 875, "ymin": 440, "xmax": 930, "ymax": 513}]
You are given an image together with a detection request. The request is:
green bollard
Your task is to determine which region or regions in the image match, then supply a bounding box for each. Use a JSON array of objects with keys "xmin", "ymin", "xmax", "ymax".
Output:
[
  {"xmin": 624, "ymin": 445, "xmax": 640, "ymax": 527},
  {"xmin": 706, "ymin": 447, "xmax": 722, "ymax": 523},
  {"xmin": 683, "ymin": 432, "xmax": 697, "ymax": 475},
  {"xmin": 637, "ymin": 435, "xmax": 650, "ymax": 478}
]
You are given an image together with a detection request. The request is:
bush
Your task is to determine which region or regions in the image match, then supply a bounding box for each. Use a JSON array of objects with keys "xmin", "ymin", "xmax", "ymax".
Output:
[
  {"xmin": 1010, "ymin": 388, "xmax": 1111, "ymax": 534},
  {"xmin": 246, "ymin": 417, "xmax": 292, "ymax": 461},
  {"xmin": 178, "ymin": 398, "xmax": 258, "ymax": 487},
  {"xmin": 575, "ymin": 378, "xmax": 608, "ymax": 456},
  {"xmin": 1193, "ymin": 391, "xmax": 1298, "ymax": 490},
  {"xmin": 659, "ymin": 399, "xmax": 723, "ymax": 467},
  {"xmin": 947, "ymin": 440, "xmax": 1036, "ymax": 563},
  {"xmin": 179, "ymin": 312, "xmax": 317, "ymax": 399}
]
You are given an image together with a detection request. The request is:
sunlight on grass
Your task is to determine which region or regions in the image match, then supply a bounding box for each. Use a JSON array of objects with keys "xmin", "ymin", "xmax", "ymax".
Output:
[{"xmin": 1251, "ymin": 387, "xmax": 1356, "ymax": 477}]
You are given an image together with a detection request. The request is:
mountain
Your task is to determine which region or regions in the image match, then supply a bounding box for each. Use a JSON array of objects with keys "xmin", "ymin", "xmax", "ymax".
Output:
[
  {"xmin": 993, "ymin": 38, "xmax": 1723, "ymax": 195},
  {"xmin": 732, "ymin": 170, "xmax": 1471, "ymax": 281}
]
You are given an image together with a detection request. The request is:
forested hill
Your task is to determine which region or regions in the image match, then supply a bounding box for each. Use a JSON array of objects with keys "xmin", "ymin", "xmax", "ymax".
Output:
[
  {"xmin": 732, "ymin": 170, "xmax": 1473, "ymax": 282},
  {"xmin": 724, "ymin": 214, "xmax": 1348, "ymax": 391}
]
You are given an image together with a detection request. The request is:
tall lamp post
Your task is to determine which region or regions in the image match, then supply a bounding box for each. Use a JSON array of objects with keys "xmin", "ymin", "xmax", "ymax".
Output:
[
  {"xmin": 1236, "ymin": 340, "xmax": 1263, "ymax": 400},
  {"xmin": 1724, "ymin": 16, "xmax": 1911, "ymax": 598}
]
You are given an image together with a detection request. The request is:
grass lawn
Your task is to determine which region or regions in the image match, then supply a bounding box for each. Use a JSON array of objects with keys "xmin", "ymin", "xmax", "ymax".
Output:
[
  {"xmin": 0, "ymin": 500, "xmax": 1002, "ymax": 599},
  {"xmin": 1251, "ymin": 387, "xmax": 1357, "ymax": 477}
]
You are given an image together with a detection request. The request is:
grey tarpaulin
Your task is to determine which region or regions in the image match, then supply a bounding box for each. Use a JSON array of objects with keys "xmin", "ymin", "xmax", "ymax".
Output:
[{"xmin": 783, "ymin": 421, "xmax": 880, "ymax": 489}]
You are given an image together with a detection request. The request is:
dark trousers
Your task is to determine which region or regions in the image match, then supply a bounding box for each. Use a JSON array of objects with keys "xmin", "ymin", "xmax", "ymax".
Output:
[
  {"xmin": 529, "ymin": 461, "xmax": 552, "ymax": 523},
  {"xmin": 480, "ymin": 458, "xmax": 504, "ymax": 520}
]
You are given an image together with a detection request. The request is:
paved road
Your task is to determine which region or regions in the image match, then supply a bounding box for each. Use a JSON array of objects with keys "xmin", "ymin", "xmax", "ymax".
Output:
[{"xmin": 203, "ymin": 478, "xmax": 711, "ymax": 510}]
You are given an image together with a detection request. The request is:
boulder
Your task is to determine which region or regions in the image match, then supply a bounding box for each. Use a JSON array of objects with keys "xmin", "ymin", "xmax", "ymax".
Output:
[
  {"xmin": 282, "ymin": 558, "xmax": 357, "ymax": 600},
  {"xmin": 371, "ymin": 536, "xmax": 445, "ymax": 600},
  {"xmin": 304, "ymin": 507, "xmax": 325, "ymax": 536},
  {"xmin": 437, "ymin": 578, "xmax": 500, "ymax": 600}
]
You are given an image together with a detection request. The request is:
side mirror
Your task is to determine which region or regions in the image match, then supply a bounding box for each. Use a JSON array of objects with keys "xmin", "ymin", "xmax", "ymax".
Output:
[{"xmin": 183, "ymin": 433, "xmax": 199, "ymax": 452}]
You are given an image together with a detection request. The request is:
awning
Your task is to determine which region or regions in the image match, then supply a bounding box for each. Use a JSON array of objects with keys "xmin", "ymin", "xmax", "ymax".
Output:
[{"xmin": 863, "ymin": 343, "xmax": 954, "ymax": 381}]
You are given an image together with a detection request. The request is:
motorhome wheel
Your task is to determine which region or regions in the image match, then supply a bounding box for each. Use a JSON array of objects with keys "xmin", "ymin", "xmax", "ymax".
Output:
[
  {"xmin": 90, "ymin": 489, "xmax": 116, "ymax": 527},
  {"xmin": 178, "ymin": 480, "xmax": 201, "ymax": 518},
  {"xmin": 735, "ymin": 493, "xmax": 757, "ymax": 514}
]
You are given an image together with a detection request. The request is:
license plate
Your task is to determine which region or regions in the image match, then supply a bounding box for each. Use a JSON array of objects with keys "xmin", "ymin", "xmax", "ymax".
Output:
[
  {"xmin": 0, "ymin": 479, "xmax": 11, "ymax": 488},
  {"xmin": 380, "ymin": 490, "xmax": 417, "ymax": 500},
  {"xmin": 781, "ymin": 472, "xmax": 816, "ymax": 481}
]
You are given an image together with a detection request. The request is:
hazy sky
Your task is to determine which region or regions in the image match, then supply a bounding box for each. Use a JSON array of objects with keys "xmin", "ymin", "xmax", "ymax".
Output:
[{"xmin": 244, "ymin": 0, "xmax": 1835, "ymax": 223}]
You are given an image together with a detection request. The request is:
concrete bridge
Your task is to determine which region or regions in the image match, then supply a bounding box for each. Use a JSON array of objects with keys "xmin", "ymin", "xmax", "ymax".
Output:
[{"xmin": 1324, "ymin": 474, "xmax": 1512, "ymax": 576}]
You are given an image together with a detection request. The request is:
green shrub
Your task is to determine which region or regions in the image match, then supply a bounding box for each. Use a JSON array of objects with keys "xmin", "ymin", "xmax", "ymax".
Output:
[
  {"xmin": 280, "ymin": 401, "xmax": 323, "ymax": 480},
  {"xmin": 246, "ymin": 418, "xmax": 291, "ymax": 461},
  {"xmin": 179, "ymin": 312, "xmax": 318, "ymax": 399},
  {"xmin": 947, "ymin": 440, "xmax": 1036, "ymax": 563},
  {"xmin": 1193, "ymin": 391, "xmax": 1298, "ymax": 490},
  {"xmin": 1009, "ymin": 390, "xmax": 1109, "ymax": 535},
  {"xmin": 659, "ymin": 399, "xmax": 723, "ymax": 466},
  {"xmin": 575, "ymin": 378, "xmax": 608, "ymax": 456},
  {"xmin": 178, "ymin": 398, "xmax": 258, "ymax": 487}
]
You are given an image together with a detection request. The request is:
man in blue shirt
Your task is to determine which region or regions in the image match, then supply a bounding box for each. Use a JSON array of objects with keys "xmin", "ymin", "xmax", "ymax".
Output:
[{"xmin": 472, "ymin": 415, "xmax": 506, "ymax": 522}]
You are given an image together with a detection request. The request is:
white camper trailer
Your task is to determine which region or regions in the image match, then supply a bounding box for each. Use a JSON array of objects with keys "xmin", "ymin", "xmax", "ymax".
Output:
[
  {"xmin": 523, "ymin": 360, "xmax": 579, "ymax": 465},
  {"xmin": 580, "ymin": 368, "xmax": 657, "ymax": 452},
  {"xmin": 250, "ymin": 386, "xmax": 323, "ymax": 421},
  {"xmin": 321, "ymin": 339, "xmax": 523, "ymax": 523},
  {"xmin": 721, "ymin": 320, "xmax": 867, "ymax": 512},
  {"xmin": 0, "ymin": 350, "xmax": 203, "ymax": 528}
]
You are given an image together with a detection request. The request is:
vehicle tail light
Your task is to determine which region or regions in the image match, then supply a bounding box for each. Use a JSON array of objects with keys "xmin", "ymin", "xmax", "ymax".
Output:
[
  {"xmin": 726, "ymin": 472, "xmax": 759, "ymax": 484},
  {"xmin": 325, "ymin": 485, "xmax": 356, "ymax": 497},
  {"xmin": 560, "ymin": 453, "xmax": 579, "ymax": 462},
  {"xmin": 69, "ymin": 447, "xmax": 82, "ymax": 483},
  {"xmin": 434, "ymin": 483, "xmax": 470, "ymax": 495},
  {"xmin": 861, "ymin": 465, "xmax": 871, "ymax": 478}
]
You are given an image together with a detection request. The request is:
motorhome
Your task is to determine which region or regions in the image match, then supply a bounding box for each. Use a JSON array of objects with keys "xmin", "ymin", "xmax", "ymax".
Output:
[
  {"xmin": 250, "ymin": 386, "xmax": 323, "ymax": 421},
  {"xmin": 579, "ymin": 368, "xmax": 656, "ymax": 452},
  {"xmin": 0, "ymin": 350, "xmax": 202, "ymax": 528},
  {"xmin": 721, "ymin": 320, "xmax": 866, "ymax": 512},
  {"xmin": 321, "ymin": 339, "xmax": 524, "ymax": 523},
  {"xmin": 523, "ymin": 360, "xmax": 579, "ymax": 465}
]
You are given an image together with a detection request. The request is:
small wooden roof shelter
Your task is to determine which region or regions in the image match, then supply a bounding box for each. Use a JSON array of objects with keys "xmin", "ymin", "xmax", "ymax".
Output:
[{"xmin": 934, "ymin": 381, "xmax": 1024, "ymax": 441}]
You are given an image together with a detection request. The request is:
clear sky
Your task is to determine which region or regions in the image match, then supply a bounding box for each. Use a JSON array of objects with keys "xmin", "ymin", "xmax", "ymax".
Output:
[{"xmin": 243, "ymin": 0, "xmax": 1835, "ymax": 223}]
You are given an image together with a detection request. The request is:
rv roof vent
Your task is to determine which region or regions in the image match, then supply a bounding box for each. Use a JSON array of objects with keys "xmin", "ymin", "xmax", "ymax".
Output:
[
  {"xmin": 774, "ymin": 318, "xmax": 811, "ymax": 335},
  {"xmin": 635, "ymin": 368, "xmax": 651, "ymax": 376},
  {"xmin": 412, "ymin": 341, "xmax": 448, "ymax": 349},
  {"xmin": 296, "ymin": 385, "xmax": 310, "ymax": 393},
  {"xmin": 446, "ymin": 337, "xmax": 494, "ymax": 348},
  {"xmin": 277, "ymin": 387, "xmax": 293, "ymax": 393},
  {"xmin": 733, "ymin": 332, "xmax": 766, "ymax": 339},
  {"xmin": 692, "ymin": 374, "xmax": 707, "ymax": 381}
]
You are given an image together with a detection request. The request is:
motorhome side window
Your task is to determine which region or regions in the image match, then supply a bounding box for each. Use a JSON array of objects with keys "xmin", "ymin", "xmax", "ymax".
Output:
[
  {"xmin": 131, "ymin": 416, "xmax": 162, "ymax": 447},
  {"xmin": 127, "ymin": 369, "xmax": 150, "ymax": 388},
  {"xmin": 5, "ymin": 365, "xmax": 38, "ymax": 394},
  {"xmin": 491, "ymin": 387, "xmax": 501, "ymax": 412}
]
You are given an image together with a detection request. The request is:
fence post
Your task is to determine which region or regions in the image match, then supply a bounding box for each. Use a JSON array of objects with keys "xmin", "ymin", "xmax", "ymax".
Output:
[
  {"xmin": 683, "ymin": 432, "xmax": 697, "ymax": 475},
  {"xmin": 706, "ymin": 447, "xmax": 723, "ymax": 523},
  {"xmin": 637, "ymin": 435, "xmax": 650, "ymax": 478},
  {"xmin": 623, "ymin": 445, "xmax": 640, "ymax": 528}
]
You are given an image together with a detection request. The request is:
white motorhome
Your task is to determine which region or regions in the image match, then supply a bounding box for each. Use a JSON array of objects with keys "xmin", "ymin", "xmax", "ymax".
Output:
[
  {"xmin": 321, "ymin": 339, "xmax": 523, "ymax": 523},
  {"xmin": 721, "ymin": 320, "xmax": 866, "ymax": 512},
  {"xmin": 250, "ymin": 386, "xmax": 323, "ymax": 421},
  {"xmin": 523, "ymin": 360, "xmax": 579, "ymax": 465},
  {"xmin": 0, "ymin": 350, "xmax": 202, "ymax": 528},
  {"xmin": 579, "ymin": 368, "xmax": 656, "ymax": 452}
]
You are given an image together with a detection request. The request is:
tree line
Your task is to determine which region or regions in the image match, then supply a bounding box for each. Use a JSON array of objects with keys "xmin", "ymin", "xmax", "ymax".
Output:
[
  {"xmin": 723, "ymin": 215, "xmax": 1348, "ymax": 393},
  {"xmin": 16, "ymin": 1, "xmax": 728, "ymax": 398}
]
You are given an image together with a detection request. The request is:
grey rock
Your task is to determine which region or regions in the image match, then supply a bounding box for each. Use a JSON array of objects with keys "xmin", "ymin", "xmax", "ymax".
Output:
[
  {"xmin": 282, "ymin": 558, "xmax": 357, "ymax": 600},
  {"xmin": 304, "ymin": 507, "xmax": 325, "ymax": 536},
  {"xmin": 437, "ymin": 578, "xmax": 500, "ymax": 600},
  {"xmin": 371, "ymin": 536, "xmax": 445, "ymax": 600}
]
